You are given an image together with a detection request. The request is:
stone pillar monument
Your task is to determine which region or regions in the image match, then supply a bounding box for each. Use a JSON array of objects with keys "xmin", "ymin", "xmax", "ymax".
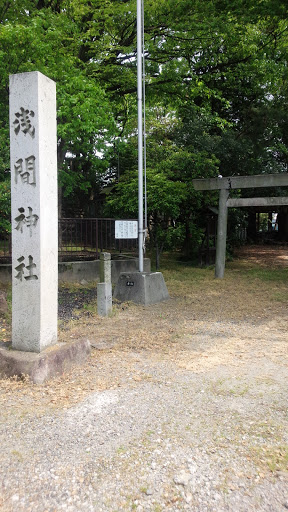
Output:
[{"xmin": 10, "ymin": 71, "xmax": 58, "ymax": 353}]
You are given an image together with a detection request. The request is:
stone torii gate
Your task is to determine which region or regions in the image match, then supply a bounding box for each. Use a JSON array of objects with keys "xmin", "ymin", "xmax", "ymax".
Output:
[{"xmin": 192, "ymin": 173, "xmax": 288, "ymax": 278}]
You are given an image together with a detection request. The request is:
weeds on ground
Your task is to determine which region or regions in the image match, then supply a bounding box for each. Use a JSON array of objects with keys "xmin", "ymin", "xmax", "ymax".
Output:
[{"xmin": 252, "ymin": 444, "xmax": 288, "ymax": 473}]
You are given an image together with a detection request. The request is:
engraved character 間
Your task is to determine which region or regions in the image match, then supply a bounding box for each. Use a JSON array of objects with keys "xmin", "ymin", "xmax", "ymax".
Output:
[{"xmin": 14, "ymin": 156, "xmax": 36, "ymax": 185}]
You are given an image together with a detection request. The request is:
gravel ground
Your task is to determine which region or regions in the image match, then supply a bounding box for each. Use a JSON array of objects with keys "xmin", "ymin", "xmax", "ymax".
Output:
[
  {"xmin": 58, "ymin": 287, "xmax": 98, "ymax": 322},
  {"xmin": 0, "ymin": 247, "xmax": 288, "ymax": 512}
]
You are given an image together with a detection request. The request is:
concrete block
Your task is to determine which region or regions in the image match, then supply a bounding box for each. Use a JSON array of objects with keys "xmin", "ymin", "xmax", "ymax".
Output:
[
  {"xmin": 111, "ymin": 258, "xmax": 150, "ymax": 283},
  {"xmin": 0, "ymin": 339, "xmax": 91, "ymax": 384},
  {"xmin": 97, "ymin": 282, "xmax": 112, "ymax": 316},
  {"xmin": 10, "ymin": 71, "xmax": 57, "ymax": 352},
  {"xmin": 113, "ymin": 272, "xmax": 169, "ymax": 305},
  {"xmin": 0, "ymin": 258, "xmax": 152, "ymax": 285}
]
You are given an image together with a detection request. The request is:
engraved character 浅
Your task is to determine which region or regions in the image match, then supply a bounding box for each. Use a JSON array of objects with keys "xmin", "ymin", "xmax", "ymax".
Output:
[
  {"xmin": 14, "ymin": 155, "xmax": 36, "ymax": 185},
  {"xmin": 13, "ymin": 107, "xmax": 35, "ymax": 138}
]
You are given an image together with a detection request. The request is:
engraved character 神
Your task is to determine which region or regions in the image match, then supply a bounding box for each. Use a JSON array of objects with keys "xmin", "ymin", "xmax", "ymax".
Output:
[
  {"xmin": 14, "ymin": 207, "xmax": 39, "ymax": 236},
  {"xmin": 26, "ymin": 207, "xmax": 39, "ymax": 236},
  {"xmin": 14, "ymin": 208, "xmax": 26, "ymax": 233}
]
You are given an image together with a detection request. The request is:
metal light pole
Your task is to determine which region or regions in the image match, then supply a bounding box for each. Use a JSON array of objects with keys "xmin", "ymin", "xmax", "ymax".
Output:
[{"xmin": 137, "ymin": 0, "xmax": 144, "ymax": 272}]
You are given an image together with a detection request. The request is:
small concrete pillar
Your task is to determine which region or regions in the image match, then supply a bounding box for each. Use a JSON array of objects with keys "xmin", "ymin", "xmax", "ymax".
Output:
[
  {"xmin": 10, "ymin": 72, "xmax": 58, "ymax": 352},
  {"xmin": 97, "ymin": 252, "xmax": 112, "ymax": 316},
  {"xmin": 100, "ymin": 252, "xmax": 111, "ymax": 283},
  {"xmin": 215, "ymin": 188, "xmax": 229, "ymax": 279},
  {"xmin": 97, "ymin": 282, "xmax": 112, "ymax": 317}
]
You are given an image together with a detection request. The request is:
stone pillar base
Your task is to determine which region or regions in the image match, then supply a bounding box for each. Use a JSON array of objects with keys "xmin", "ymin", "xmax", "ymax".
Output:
[{"xmin": 0, "ymin": 339, "xmax": 90, "ymax": 384}]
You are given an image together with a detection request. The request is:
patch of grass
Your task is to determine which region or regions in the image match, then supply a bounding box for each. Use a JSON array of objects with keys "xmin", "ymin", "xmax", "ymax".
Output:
[
  {"xmin": 162, "ymin": 266, "xmax": 215, "ymax": 298},
  {"xmin": 11, "ymin": 450, "xmax": 23, "ymax": 462},
  {"xmin": 5, "ymin": 284, "xmax": 12, "ymax": 305},
  {"xmin": 246, "ymin": 268, "xmax": 288, "ymax": 283},
  {"xmin": 0, "ymin": 285, "xmax": 11, "ymax": 342},
  {"xmin": 117, "ymin": 446, "xmax": 127, "ymax": 454},
  {"xmin": 210, "ymin": 378, "xmax": 250, "ymax": 398},
  {"xmin": 253, "ymin": 445, "xmax": 288, "ymax": 473},
  {"xmin": 273, "ymin": 290, "xmax": 288, "ymax": 302},
  {"xmin": 229, "ymin": 385, "xmax": 249, "ymax": 397},
  {"xmin": 83, "ymin": 302, "xmax": 97, "ymax": 313},
  {"xmin": 256, "ymin": 376, "xmax": 277, "ymax": 386},
  {"xmin": 153, "ymin": 504, "xmax": 163, "ymax": 512},
  {"xmin": 59, "ymin": 282, "xmax": 98, "ymax": 293}
]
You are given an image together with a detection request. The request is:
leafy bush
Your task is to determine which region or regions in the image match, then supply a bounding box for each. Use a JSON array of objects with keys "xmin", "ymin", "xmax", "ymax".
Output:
[{"xmin": 0, "ymin": 180, "xmax": 11, "ymax": 237}]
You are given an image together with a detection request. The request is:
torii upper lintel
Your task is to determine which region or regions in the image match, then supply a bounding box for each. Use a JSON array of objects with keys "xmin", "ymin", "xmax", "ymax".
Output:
[{"xmin": 192, "ymin": 173, "xmax": 288, "ymax": 191}]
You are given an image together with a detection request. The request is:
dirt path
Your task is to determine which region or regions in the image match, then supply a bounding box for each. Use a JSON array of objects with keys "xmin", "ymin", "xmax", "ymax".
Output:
[
  {"xmin": 234, "ymin": 244, "xmax": 288, "ymax": 268},
  {"xmin": 0, "ymin": 246, "xmax": 287, "ymax": 511}
]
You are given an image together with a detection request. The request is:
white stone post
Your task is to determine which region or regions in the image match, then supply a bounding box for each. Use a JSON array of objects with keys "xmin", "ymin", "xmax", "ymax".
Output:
[
  {"xmin": 97, "ymin": 252, "xmax": 112, "ymax": 316},
  {"xmin": 99, "ymin": 252, "xmax": 111, "ymax": 284},
  {"xmin": 10, "ymin": 72, "xmax": 58, "ymax": 352}
]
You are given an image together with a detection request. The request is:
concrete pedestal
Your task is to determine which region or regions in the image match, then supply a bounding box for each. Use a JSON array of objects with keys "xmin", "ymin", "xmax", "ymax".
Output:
[
  {"xmin": 0, "ymin": 339, "xmax": 91, "ymax": 384},
  {"xmin": 113, "ymin": 272, "xmax": 169, "ymax": 305}
]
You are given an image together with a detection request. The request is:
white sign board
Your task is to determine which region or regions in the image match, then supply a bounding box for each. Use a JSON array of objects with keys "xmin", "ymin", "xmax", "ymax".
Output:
[{"xmin": 115, "ymin": 220, "xmax": 138, "ymax": 239}]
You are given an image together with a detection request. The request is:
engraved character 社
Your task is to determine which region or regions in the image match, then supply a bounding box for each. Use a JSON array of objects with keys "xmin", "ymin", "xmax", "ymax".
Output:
[
  {"xmin": 15, "ymin": 255, "xmax": 38, "ymax": 281},
  {"xmin": 25, "ymin": 255, "xmax": 38, "ymax": 281},
  {"xmin": 15, "ymin": 256, "xmax": 26, "ymax": 281}
]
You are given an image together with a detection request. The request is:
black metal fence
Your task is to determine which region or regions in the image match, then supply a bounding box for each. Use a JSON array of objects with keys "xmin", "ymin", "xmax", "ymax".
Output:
[
  {"xmin": 0, "ymin": 236, "xmax": 11, "ymax": 264},
  {"xmin": 0, "ymin": 218, "xmax": 138, "ymax": 264}
]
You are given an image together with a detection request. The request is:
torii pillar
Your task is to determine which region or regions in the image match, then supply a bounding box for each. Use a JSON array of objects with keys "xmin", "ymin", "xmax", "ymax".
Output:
[{"xmin": 215, "ymin": 188, "xmax": 229, "ymax": 278}]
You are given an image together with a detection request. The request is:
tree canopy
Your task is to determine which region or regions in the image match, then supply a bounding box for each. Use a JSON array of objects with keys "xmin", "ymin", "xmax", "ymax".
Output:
[{"xmin": 1, "ymin": 0, "xmax": 288, "ymax": 257}]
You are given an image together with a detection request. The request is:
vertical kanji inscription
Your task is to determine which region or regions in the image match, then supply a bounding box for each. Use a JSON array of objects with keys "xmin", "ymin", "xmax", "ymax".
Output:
[{"xmin": 10, "ymin": 71, "xmax": 57, "ymax": 352}]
